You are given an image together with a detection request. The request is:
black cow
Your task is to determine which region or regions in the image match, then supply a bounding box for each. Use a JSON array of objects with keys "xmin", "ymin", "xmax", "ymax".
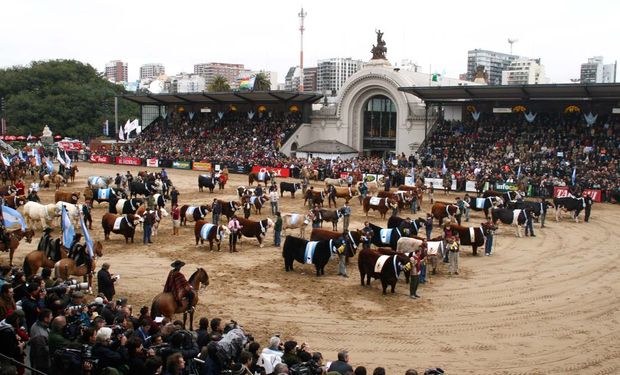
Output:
[
  {"xmin": 282, "ymin": 235, "xmax": 346, "ymax": 276},
  {"xmin": 280, "ymin": 182, "xmax": 302, "ymax": 198},
  {"xmin": 129, "ymin": 181, "xmax": 157, "ymax": 198},
  {"xmin": 553, "ymin": 196, "xmax": 593, "ymax": 222},
  {"xmin": 368, "ymin": 223, "xmax": 404, "ymax": 250},
  {"xmin": 387, "ymin": 216, "xmax": 425, "ymax": 236},
  {"xmin": 471, "ymin": 196, "xmax": 504, "ymax": 219},
  {"xmin": 198, "ymin": 175, "xmax": 216, "ymax": 193}
]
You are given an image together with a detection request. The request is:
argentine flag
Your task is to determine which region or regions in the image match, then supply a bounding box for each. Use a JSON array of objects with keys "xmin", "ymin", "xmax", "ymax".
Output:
[
  {"xmin": 442, "ymin": 160, "xmax": 448, "ymax": 175},
  {"xmin": 56, "ymin": 148, "xmax": 66, "ymax": 167},
  {"xmin": 45, "ymin": 159, "xmax": 54, "ymax": 173},
  {"xmin": 31, "ymin": 149, "xmax": 41, "ymax": 166},
  {"xmin": 516, "ymin": 165, "xmax": 521, "ymax": 179},
  {"xmin": 64, "ymin": 150, "xmax": 72, "ymax": 168},
  {"xmin": 61, "ymin": 205, "xmax": 75, "ymax": 248},
  {"xmin": 571, "ymin": 167, "xmax": 576, "ymax": 185},
  {"xmin": 0, "ymin": 152, "xmax": 10, "ymax": 166},
  {"xmin": 80, "ymin": 214, "xmax": 94, "ymax": 259},
  {"xmin": 2, "ymin": 205, "xmax": 27, "ymax": 231}
]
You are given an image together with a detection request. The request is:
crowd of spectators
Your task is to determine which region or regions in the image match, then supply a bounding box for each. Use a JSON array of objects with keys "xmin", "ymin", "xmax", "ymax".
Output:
[
  {"xmin": 93, "ymin": 110, "xmax": 619, "ymax": 202},
  {"xmin": 0, "ymin": 265, "xmax": 442, "ymax": 375}
]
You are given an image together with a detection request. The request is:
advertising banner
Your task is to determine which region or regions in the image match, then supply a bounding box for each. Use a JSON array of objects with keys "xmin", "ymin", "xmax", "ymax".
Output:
[
  {"xmin": 251, "ymin": 166, "xmax": 290, "ymax": 178},
  {"xmin": 583, "ymin": 189, "xmax": 602, "ymax": 202},
  {"xmin": 553, "ymin": 186, "xmax": 570, "ymax": 198},
  {"xmin": 192, "ymin": 162, "xmax": 212, "ymax": 171},
  {"xmin": 494, "ymin": 183, "xmax": 520, "ymax": 192},
  {"xmin": 146, "ymin": 158, "xmax": 159, "ymax": 168},
  {"xmin": 115, "ymin": 157, "xmax": 142, "ymax": 166},
  {"xmin": 172, "ymin": 161, "xmax": 192, "ymax": 170},
  {"xmin": 465, "ymin": 181, "xmax": 478, "ymax": 192},
  {"xmin": 89, "ymin": 155, "xmax": 111, "ymax": 164},
  {"xmin": 424, "ymin": 178, "xmax": 457, "ymax": 191},
  {"xmin": 57, "ymin": 141, "xmax": 83, "ymax": 151}
]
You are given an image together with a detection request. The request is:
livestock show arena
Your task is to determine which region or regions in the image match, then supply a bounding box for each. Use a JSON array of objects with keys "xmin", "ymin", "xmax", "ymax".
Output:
[{"xmin": 3, "ymin": 83, "xmax": 620, "ymax": 374}]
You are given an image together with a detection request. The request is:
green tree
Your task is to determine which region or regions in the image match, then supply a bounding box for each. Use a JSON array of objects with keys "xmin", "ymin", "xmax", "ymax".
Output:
[
  {"xmin": 208, "ymin": 75, "xmax": 230, "ymax": 92},
  {"xmin": 0, "ymin": 59, "xmax": 138, "ymax": 140},
  {"xmin": 252, "ymin": 73, "xmax": 271, "ymax": 91}
]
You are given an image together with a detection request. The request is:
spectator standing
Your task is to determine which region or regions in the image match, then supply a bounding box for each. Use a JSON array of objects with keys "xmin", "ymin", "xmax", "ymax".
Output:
[
  {"xmin": 311, "ymin": 204, "xmax": 321, "ymax": 229},
  {"xmin": 446, "ymin": 236, "xmax": 460, "ymax": 275},
  {"xmin": 212, "ymin": 199, "xmax": 221, "ymax": 225},
  {"xmin": 144, "ymin": 211, "xmax": 154, "ymax": 245},
  {"xmin": 340, "ymin": 202, "xmax": 351, "ymax": 231},
  {"xmin": 424, "ymin": 215, "xmax": 434, "ymax": 240},
  {"xmin": 171, "ymin": 204, "xmax": 181, "ymax": 235},
  {"xmin": 328, "ymin": 350, "xmax": 353, "ymax": 375},
  {"xmin": 228, "ymin": 215, "xmax": 242, "ymax": 253},
  {"xmin": 481, "ymin": 219, "xmax": 497, "ymax": 256},
  {"xmin": 305, "ymin": 186, "xmax": 315, "ymax": 209},
  {"xmin": 82, "ymin": 203, "xmax": 93, "ymax": 230},
  {"xmin": 97, "ymin": 263, "xmax": 117, "ymax": 301},
  {"xmin": 409, "ymin": 248, "xmax": 422, "ymax": 299},
  {"xmin": 0, "ymin": 284, "xmax": 16, "ymax": 320},
  {"xmin": 170, "ymin": 186, "xmax": 180, "ymax": 208},
  {"xmin": 146, "ymin": 194, "xmax": 156, "ymax": 211},
  {"xmin": 463, "ymin": 193, "xmax": 472, "ymax": 222},
  {"xmin": 269, "ymin": 187, "xmax": 279, "ymax": 216},
  {"xmin": 524, "ymin": 207, "xmax": 536, "ymax": 237}
]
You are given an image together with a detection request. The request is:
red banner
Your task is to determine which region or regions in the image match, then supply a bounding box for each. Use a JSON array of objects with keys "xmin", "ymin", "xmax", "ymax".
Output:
[
  {"xmin": 89, "ymin": 155, "xmax": 112, "ymax": 164},
  {"xmin": 251, "ymin": 166, "xmax": 290, "ymax": 178},
  {"xmin": 339, "ymin": 172, "xmax": 350, "ymax": 179},
  {"xmin": 553, "ymin": 186, "xmax": 570, "ymax": 198},
  {"xmin": 583, "ymin": 189, "xmax": 602, "ymax": 202},
  {"xmin": 57, "ymin": 141, "xmax": 83, "ymax": 151},
  {"xmin": 115, "ymin": 157, "xmax": 142, "ymax": 166}
]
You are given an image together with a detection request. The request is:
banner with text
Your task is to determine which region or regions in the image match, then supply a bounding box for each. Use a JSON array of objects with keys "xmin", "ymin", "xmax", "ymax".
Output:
[
  {"xmin": 424, "ymin": 178, "xmax": 457, "ymax": 191},
  {"xmin": 192, "ymin": 162, "xmax": 213, "ymax": 171},
  {"xmin": 146, "ymin": 158, "xmax": 159, "ymax": 168},
  {"xmin": 115, "ymin": 156, "xmax": 142, "ymax": 166},
  {"xmin": 465, "ymin": 181, "xmax": 478, "ymax": 192},
  {"xmin": 172, "ymin": 161, "xmax": 192, "ymax": 170},
  {"xmin": 583, "ymin": 189, "xmax": 602, "ymax": 202},
  {"xmin": 494, "ymin": 183, "xmax": 520, "ymax": 192},
  {"xmin": 251, "ymin": 166, "xmax": 290, "ymax": 178},
  {"xmin": 89, "ymin": 155, "xmax": 112, "ymax": 164},
  {"xmin": 553, "ymin": 186, "xmax": 570, "ymax": 198}
]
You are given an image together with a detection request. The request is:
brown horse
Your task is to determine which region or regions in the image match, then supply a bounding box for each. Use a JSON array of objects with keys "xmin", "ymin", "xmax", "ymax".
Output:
[
  {"xmin": 69, "ymin": 165, "xmax": 79, "ymax": 183},
  {"xmin": 0, "ymin": 229, "xmax": 35, "ymax": 266},
  {"xmin": 23, "ymin": 238, "xmax": 67, "ymax": 277},
  {"xmin": 54, "ymin": 241, "xmax": 104, "ymax": 289},
  {"xmin": 151, "ymin": 267, "xmax": 209, "ymax": 330}
]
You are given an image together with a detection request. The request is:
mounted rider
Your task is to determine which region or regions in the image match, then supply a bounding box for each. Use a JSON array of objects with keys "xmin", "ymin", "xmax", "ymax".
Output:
[{"xmin": 163, "ymin": 260, "xmax": 195, "ymax": 313}]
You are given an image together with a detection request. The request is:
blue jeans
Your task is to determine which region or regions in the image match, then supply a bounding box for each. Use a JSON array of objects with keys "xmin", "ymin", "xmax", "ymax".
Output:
[
  {"xmin": 485, "ymin": 235, "xmax": 493, "ymax": 255},
  {"xmin": 274, "ymin": 230, "xmax": 281, "ymax": 246},
  {"xmin": 426, "ymin": 228, "xmax": 432, "ymax": 240},
  {"xmin": 271, "ymin": 202, "xmax": 278, "ymax": 215},
  {"xmin": 143, "ymin": 224, "xmax": 152, "ymax": 244},
  {"xmin": 465, "ymin": 207, "xmax": 470, "ymax": 222},
  {"xmin": 411, "ymin": 201, "xmax": 417, "ymax": 214},
  {"xmin": 212, "ymin": 213, "xmax": 220, "ymax": 224},
  {"xmin": 419, "ymin": 263, "xmax": 426, "ymax": 283}
]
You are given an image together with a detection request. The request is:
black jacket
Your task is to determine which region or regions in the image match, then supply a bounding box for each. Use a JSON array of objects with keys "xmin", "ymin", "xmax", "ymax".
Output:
[{"xmin": 97, "ymin": 269, "xmax": 115, "ymax": 300}]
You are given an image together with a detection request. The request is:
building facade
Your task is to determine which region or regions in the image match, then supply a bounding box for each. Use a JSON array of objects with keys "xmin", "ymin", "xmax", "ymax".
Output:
[
  {"xmin": 171, "ymin": 74, "xmax": 206, "ymax": 93},
  {"xmin": 317, "ymin": 58, "xmax": 364, "ymax": 96},
  {"xmin": 467, "ymin": 49, "xmax": 519, "ymax": 85},
  {"xmin": 581, "ymin": 56, "xmax": 617, "ymax": 83},
  {"xmin": 139, "ymin": 63, "xmax": 165, "ymax": 80},
  {"xmin": 194, "ymin": 62, "xmax": 245, "ymax": 87},
  {"xmin": 501, "ymin": 58, "xmax": 548, "ymax": 85},
  {"xmin": 285, "ymin": 66, "xmax": 301, "ymax": 91},
  {"xmin": 105, "ymin": 60, "xmax": 128, "ymax": 83},
  {"xmin": 303, "ymin": 67, "xmax": 317, "ymax": 92}
]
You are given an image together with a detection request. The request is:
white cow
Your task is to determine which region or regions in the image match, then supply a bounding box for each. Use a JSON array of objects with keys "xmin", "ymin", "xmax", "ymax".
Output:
[
  {"xmin": 55, "ymin": 202, "xmax": 82, "ymax": 226},
  {"xmin": 396, "ymin": 237, "xmax": 425, "ymax": 253},
  {"xmin": 23, "ymin": 202, "xmax": 61, "ymax": 230}
]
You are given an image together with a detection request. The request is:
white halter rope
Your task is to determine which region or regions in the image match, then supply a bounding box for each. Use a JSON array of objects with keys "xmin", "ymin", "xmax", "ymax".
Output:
[
  {"xmin": 124, "ymin": 216, "xmax": 134, "ymax": 228},
  {"xmin": 259, "ymin": 220, "xmax": 266, "ymax": 234},
  {"xmin": 129, "ymin": 199, "xmax": 136, "ymax": 211},
  {"xmin": 392, "ymin": 255, "xmax": 399, "ymax": 277},
  {"xmin": 347, "ymin": 231, "xmax": 357, "ymax": 250}
]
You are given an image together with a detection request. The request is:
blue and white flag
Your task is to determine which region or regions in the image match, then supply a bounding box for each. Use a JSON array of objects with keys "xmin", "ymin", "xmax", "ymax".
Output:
[
  {"xmin": 516, "ymin": 165, "xmax": 521, "ymax": 179},
  {"xmin": 382, "ymin": 158, "xmax": 386, "ymax": 172},
  {"xmin": 45, "ymin": 159, "xmax": 54, "ymax": 173},
  {"xmin": 18, "ymin": 151, "xmax": 26, "ymax": 161},
  {"xmin": 61, "ymin": 205, "xmax": 75, "ymax": 248},
  {"xmin": 2, "ymin": 205, "xmax": 27, "ymax": 231},
  {"xmin": 56, "ymin": 148, "xmax": 66, "ymax": 167},
  {"xmin": 410, "ymin": 165, "xmax": 415, "ymax": 180},
  {"xmin": 31, "ymin": 149, "xmax": 41, "ymax": 166},
  {"xmin": 442, "ymin": 160, "xmax": 448, "ymax": 175},
  {"xmin": 80, "ymin": 214, "xmax": 94, "ymax": 259},
  {"xmin": 0, "ymin": 152, "xmax": 10, "ymax": 166},
  {"xmin": 64, "ymin": 150, "xmax": 71, "ymax": 168},
  {"xmin": 571, "ymin": 167, "xmax": 576, "ymax": 185}
]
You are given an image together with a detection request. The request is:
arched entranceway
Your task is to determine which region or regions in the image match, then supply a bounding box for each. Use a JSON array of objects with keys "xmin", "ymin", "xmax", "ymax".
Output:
[
  {"xmin": 362, "ymin": 95, "xmax": 396, "ymax": 157},
  {"xmin": 290, "ymin": 142, "xmax": 298, "ymax": 158}
]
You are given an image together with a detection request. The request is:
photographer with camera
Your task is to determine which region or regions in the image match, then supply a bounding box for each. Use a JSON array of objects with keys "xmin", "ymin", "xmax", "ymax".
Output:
[
  {"xmin": 91, "ymin": 326, "xmax": 128, "ymax": 372},
  {"xmin": 290, "ymin": 350, "xmax": 325, "ymax": 375}
]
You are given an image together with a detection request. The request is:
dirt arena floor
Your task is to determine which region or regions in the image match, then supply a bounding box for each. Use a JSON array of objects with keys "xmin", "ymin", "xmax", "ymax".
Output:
[{"xmin": 3, "ymin": 162, "xmax": 620, "ymax": 374}]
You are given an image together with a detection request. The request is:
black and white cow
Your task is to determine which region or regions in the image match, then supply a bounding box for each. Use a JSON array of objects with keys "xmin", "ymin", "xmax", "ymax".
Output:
[
  {"xmin": 553, "ymin": 196, "xmax": 593, "ymax": 223},
  {"xmin": 280, "ymin": 182, "xmax": 302, "ymax": 198},
  {"xmin": 491, "ymin": 208, "xmax": 529, "ymax": 237},
  {"xmin": 129, "ymin": 181, "xmax": 157, "ymax": 198}
]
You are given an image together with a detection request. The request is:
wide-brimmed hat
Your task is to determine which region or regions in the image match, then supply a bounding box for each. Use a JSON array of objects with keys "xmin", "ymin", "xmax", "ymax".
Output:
[{"xmin": 171, "ymin": 260, "xmax": 185, "ymax": 268}]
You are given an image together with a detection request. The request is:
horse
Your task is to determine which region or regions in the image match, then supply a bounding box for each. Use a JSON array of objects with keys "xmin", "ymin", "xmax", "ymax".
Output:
[
  {"xmin": 54, "ymin": 241, "xmax": 104, "ymax": 290},
  {"xmin": 282, "ymin": 235, "xmax": 347, "ymax": 276},
  {"xmin": 23, "ymin": 201, "xmax": 60, "ymax": 230},
  {"xmin": 194, "ymin": 221, "xmax": 231, "ymax": 251},
  {"xmin": 23, "ymin": 239, "xmax": 66, "ymax": 277},
  {"xmin": 0, "ymin": 229, "xmax": 35, "ymax": 266},
  {"xmin": 151, "ymin": 267, "xmax": 210, "ymax": 330}
]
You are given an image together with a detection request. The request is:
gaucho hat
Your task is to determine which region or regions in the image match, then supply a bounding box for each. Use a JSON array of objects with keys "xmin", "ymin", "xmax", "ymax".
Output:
[{"xmin": 171, "ymin": 260, "xmax": 186, "ymax": 268}]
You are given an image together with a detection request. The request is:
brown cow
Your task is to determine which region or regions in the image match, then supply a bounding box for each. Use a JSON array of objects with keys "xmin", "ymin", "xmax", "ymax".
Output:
[
  {"xmin": 310, "ymin": 228, "xmax": 365, "ymax": 257},
  {"xmin": 447, "ymin": 223, "xmax": 485, "ymax": 256},
  {"xmin": 0, "ymin": 185, "xmax": 17, "ymax": 197},
  {"xmin": 101, "ymin": 213, "xmax": 143, "ymax": 243},
  {"xmin": 377, "ymin": 190, "xmax": 414, "ymax": 210},
  {"xmin": 54, "ymin": 190, "xmax": 81, "ymax": 205},
  {"xmin": 431, "ymin": 202, "xmax": 460, "ymax": 226},
  {"xmin": 358, "ymin": 248, "xmax": 412, "ymax": 295},
  {"xmin": 194, "ymin": 220, "xmax": 231, "ymax": 251},
  {"xmin": 397, "ymin": 185, "xmax": 424, "ymax": 207},
  {"xmin": 180, "ymin": 205, "xmax": 211, "ymax": 226},
  {"xmin": 4, "ymin": 194, "xmax": 27, "ymax": 209},
  {"xmin": 363, "ymin": 196, "xmax": 398, "ymax": 219},
  {"xmin": 333, "ymin": 186, "xmax": 358, "ymax": 203},
  {"xmin": 218, "ymin": 200, "xmax": 241, "ymax": 221},
  {"xmin": 242, "ymin": 195, "xmax": 270, "ymax": 215},
  {"xmin": 304, "ymin": 190, "xmax": 325, "ymax": 207},
  {"xmin": 236, "ymin": 217, "xmax": 274, "ymax": 248}
]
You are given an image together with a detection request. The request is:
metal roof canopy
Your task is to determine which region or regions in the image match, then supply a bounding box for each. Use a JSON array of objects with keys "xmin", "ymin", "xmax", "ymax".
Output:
[
  {"xmin": 398, "ymin": 83, "xmax": 620, "ymax": 103},
  {"xmin": 123, "ymin": 91, "xmax": 323, "ymax": 105}
]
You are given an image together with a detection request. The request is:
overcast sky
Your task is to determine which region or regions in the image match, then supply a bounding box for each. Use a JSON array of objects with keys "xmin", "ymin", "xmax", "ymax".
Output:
[{"xmin": 1, "ymin": 0, "xmax": 618, "ymax": 84}]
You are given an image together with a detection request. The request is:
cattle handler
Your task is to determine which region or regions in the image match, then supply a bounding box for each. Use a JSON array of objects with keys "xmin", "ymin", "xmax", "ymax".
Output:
[{"xmin": 164, "ymin": 260, "xmax": 195, "ymax": 313}]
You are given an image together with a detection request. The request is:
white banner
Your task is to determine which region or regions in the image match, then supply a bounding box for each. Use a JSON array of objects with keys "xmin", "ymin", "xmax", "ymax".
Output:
[
  {"xmin": 465, "ymin": 181, "xmax": 478, "ymax": 192},
  {"xmin": 424, "ymin": 178, "xmax": 457, "ymax": 190},
  {"xmin": 146, "ymin": 158, "xmax": 158, "ymax": 167},
  {"xmin": 404, "ymin": 176, "xmax": 415, "ymax": 186}
]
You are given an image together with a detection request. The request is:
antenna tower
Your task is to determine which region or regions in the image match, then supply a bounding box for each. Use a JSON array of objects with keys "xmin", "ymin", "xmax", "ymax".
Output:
[{"xmin": 298, "ymin": 7, "xmax": 307, "ymax": 92}]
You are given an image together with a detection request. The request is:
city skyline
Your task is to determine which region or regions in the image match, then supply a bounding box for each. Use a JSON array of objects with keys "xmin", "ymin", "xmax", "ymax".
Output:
[{"xmin": 1, "ymin": 0, "xmax": 618, "ymax": 85}]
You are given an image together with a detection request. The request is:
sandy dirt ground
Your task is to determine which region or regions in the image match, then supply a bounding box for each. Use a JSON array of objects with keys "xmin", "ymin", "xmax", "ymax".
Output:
[{"xmin": 3, "ymin": 162, "xmax": 620, "ymax": 374}]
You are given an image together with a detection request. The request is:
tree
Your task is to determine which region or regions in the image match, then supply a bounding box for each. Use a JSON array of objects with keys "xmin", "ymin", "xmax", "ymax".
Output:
[
  {"xmin": 0, "ymin": 59, "xmax": 138, "ymax": 140},
  {"xmin": 208, "ymin": 75, "xmax": 230, "ymax": 92},
  {"xmin": 253, "ymin": 73, "xmax": 271, "ymax": 91}
]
